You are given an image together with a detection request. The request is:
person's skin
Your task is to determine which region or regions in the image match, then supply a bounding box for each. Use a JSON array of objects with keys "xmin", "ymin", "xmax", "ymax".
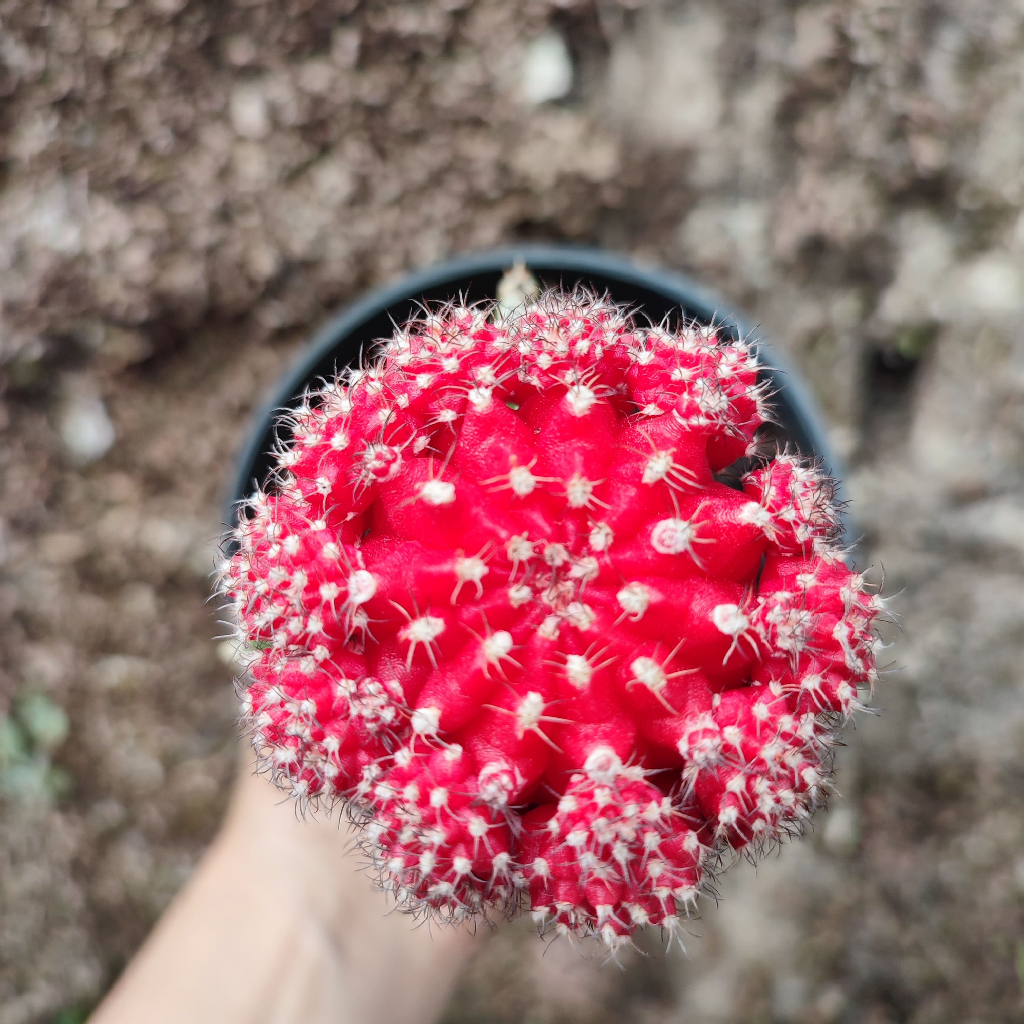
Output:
[{"xmin": 89, "ymin": 758, "xmax": 477, "ymax": 1024}]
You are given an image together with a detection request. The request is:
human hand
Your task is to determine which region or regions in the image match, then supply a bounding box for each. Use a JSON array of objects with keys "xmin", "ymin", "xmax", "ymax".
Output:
[{"xmin": 90, "ymin": 756, "xmax": 476, "ymax": 1024}]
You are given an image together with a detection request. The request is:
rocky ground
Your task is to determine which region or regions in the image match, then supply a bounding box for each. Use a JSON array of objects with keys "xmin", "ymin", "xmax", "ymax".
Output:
[{"xmin": 2, "ymin": 1, "xmax": 1024, "ymax": 1021}]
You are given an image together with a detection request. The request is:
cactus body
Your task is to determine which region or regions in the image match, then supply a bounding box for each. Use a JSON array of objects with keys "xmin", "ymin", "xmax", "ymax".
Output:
[{"xmin": 222, "ymin": 290, "xmax": 881, "ymax": 947}]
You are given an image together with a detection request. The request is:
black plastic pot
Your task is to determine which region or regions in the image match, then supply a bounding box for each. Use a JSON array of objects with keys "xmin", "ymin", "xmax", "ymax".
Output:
[{"xmin": 228, "ymin": 245, "xmax": 847, "ymax": 541}]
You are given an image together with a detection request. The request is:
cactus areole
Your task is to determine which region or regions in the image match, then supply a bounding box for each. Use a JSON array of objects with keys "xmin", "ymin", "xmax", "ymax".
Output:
[{"xmin": 221, "ymin": 253, "xmax": 881, "ymax": 950}]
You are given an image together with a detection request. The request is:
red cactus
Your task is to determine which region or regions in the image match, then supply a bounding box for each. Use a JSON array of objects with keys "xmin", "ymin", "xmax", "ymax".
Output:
[{"xmin": 221, "ymin": 288, "xmax": 882, "ymax": 949}]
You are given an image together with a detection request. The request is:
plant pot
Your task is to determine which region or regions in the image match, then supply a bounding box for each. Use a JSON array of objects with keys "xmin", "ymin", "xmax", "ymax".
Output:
[{"xmin": 228, "ymin": 245, "xmax": 847, "ymax": 540}]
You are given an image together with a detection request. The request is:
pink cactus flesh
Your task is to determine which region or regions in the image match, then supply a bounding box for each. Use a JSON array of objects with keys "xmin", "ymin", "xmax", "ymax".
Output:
[{"xmin": 221, "ymin": 288, "xmax": 882, "ymax": 949}]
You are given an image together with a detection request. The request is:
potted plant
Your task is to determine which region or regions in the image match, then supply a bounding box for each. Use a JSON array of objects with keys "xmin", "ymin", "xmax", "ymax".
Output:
[{"xmin": 220, "ymin": 246, "xmax": 882, "ymax": 950}]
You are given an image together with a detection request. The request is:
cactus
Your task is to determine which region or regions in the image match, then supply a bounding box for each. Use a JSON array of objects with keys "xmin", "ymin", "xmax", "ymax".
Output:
[{"xmin": 221, "ymin": 285, "xmax": 882, "ymax": 950}]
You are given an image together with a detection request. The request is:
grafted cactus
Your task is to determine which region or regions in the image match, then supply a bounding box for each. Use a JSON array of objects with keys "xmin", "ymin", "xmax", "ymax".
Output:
[{"xmin": 221, "ymin": 285, "xmax": 882, "ymax": 950}]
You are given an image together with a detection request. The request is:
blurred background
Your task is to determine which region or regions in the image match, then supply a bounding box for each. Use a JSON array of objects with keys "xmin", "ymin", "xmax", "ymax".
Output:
[{"xmin": 1, "ymin": 0, "xmax": 1023, "ymax": 1021}]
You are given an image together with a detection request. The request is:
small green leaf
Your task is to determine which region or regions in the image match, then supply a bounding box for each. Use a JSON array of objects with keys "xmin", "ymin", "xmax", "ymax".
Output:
[
  {"xmin": 895, "ymin": 323, "xmax": 937, "ymax": 361},
  {"xmin": 1, "ymin": 760, "xmax": 51, "ymax": 804},
  {"xmin": 0, "ymin": 716, "xmax": 29, "ymax": 766},
  {"xmin": 16, "ymin": 693, "xmax": 70, "ymax": 753},
  {"xmin": 51, "ymin": 1006, "xmax": 91, "ymax": 1024}
]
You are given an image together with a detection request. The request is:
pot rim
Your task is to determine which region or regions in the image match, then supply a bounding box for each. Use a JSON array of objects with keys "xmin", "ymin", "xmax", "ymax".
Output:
[{"xmin": 227, "ymin": 244, "xmax": 849, "ymax": 543}]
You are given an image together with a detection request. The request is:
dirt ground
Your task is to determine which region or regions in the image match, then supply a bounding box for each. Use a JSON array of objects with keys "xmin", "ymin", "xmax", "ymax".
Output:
[{"xmin": 2, "ymin": 1, "xmax": 1024, "ymax": 1021}]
